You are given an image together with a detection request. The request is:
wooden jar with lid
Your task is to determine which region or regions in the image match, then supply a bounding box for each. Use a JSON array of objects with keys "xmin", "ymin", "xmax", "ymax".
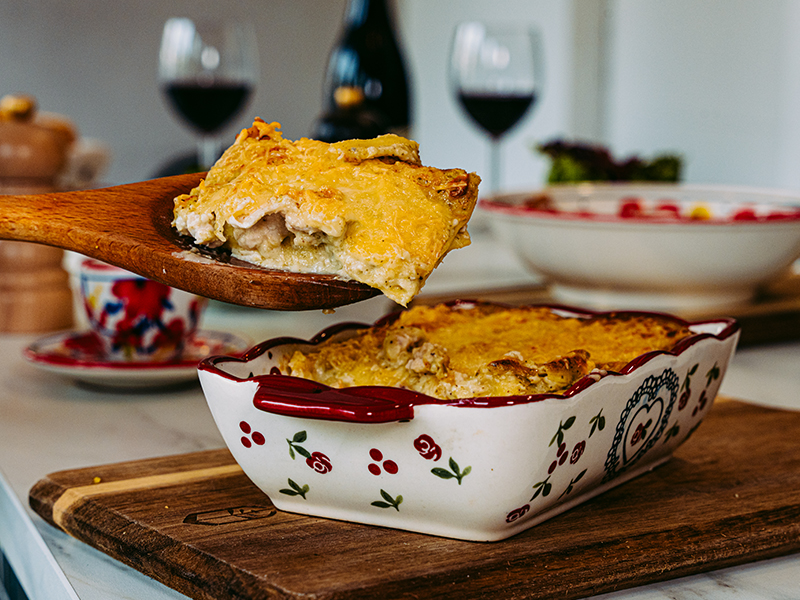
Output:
[{"xmin": 0, "ymin": 94, "xmax": 75, "ymax": 332}]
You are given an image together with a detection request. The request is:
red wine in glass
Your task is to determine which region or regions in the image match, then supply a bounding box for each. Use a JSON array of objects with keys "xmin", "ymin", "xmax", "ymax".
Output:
[
  {"xmin": 163, "ymin": 82, "xmax": 253, "ymax": 134},
  {"xmin": 158, "ymin": 18, "xmax": 258, "ymax": 169},
  {"xmin": 457, "ymin": 92, "xmax": 536, "ymax": 139},
  {"xmin": 450, "ymin": 22, "xmax": 542, "ymax": 195}
]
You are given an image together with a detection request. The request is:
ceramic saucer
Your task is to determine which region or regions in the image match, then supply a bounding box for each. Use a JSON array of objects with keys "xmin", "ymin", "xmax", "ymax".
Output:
[{"xmin": 24, "ymin": 330, "xmax": 250, "ymax": 389}]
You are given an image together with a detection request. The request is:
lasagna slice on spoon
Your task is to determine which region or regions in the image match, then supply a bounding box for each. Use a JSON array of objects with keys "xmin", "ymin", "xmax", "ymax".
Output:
[{"xmin": 172, "ymin": 119, "xmax": 480, "ymax": 306}]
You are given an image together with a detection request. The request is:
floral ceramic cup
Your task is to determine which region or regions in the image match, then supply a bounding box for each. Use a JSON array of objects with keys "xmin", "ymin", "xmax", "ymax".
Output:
[{"xmin": 79, "ymin": 258, "xmax": 207, "ymax": 362}]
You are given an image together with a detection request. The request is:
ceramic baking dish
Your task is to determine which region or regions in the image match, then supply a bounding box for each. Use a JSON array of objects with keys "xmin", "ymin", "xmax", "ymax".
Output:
[{"xmin": 197, "ymin": 303, "xmax": 739, "ymax": 541}]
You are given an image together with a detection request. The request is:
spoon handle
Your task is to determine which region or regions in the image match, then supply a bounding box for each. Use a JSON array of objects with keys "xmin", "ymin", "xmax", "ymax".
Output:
[
  {"xmin": 0, "ymin": 172, "xmax": 379, "ymax": 311},
  {"xmin": 0, "ymin": 173, "xmax": 204, "ymax": 259}
]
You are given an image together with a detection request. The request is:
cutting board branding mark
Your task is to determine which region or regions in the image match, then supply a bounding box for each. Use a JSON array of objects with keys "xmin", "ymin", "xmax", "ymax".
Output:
[
  {"xmin": 52, "ymin": 464, "xmax": 243, "ymax": 529},
  {"xmin": 184, "ymin": 505, "xmax": 277, "ymax": 526}
]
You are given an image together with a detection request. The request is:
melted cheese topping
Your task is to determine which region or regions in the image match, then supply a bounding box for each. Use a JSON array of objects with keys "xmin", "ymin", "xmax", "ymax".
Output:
[
  {"xmin": 172, "ymin": 119, "xmax": 480, "ymax": 305},
  {"xmin": 282, "ymin": 303, "xmax": 694, "ymax": 400}
]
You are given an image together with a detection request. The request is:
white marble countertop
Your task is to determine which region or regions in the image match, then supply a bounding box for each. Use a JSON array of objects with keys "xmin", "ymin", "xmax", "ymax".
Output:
[{"xmin": 1, "ymin": 237, "xmax": 800, "ymax": 600}]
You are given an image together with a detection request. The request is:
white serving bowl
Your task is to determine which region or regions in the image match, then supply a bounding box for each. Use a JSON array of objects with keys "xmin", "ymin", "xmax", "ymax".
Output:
[
  {"xmin": 197, "ymin": 303, "xmax": 739, "ymax": 542},
  {"xmin": 480, "ymin": 184, "xmax": 800, "ymax": 313}
]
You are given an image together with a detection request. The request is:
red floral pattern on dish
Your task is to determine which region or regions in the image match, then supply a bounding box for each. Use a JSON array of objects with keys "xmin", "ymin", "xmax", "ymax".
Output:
[
  {"xmin": 506, "ymin": 504, "xmax": 530, "ymax": 523},
  {"xmin": 413, "ymin": 434, "xmax": 442, "ymax": 461},
  {"xmin": 368, "ymin": 448, "xmax": 398, "ymax": 475},
  {"xmin": 239, "ymin": 421, "xmax": 265, "ymax": 448},
  {"xmin": 307, "ymin": 452, "xmax": 333, "ymax": 474}
]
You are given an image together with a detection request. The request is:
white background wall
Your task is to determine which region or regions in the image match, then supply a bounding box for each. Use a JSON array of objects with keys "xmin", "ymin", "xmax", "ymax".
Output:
[
  {"xmin": 603, "ymin": 0, "xmax": 800, "ymax": 189},
  {"xmin": 2, "ymin": 0, "xmax": 799, "ymax": 193}
]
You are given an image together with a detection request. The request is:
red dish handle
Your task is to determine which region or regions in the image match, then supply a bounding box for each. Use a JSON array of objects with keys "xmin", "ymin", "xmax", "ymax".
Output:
[{"xmin": 252, "ymin": 375, "xmax": 419, "ymax": 423}]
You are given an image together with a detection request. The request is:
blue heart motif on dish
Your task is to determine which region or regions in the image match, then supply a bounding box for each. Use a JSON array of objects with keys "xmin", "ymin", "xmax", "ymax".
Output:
[
  {"xmin": 604, "ymin": 369, "xmax": 679, "ymax": 481},
  {"xmin": 623, "ymin": 398, "xmax": 664, "ymax": 464}
]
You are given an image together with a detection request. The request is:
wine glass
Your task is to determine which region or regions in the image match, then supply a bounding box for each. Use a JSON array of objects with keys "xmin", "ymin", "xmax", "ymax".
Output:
[
  {"xmin": 450, "ymin": 22, "xmax": 543, "ymax": 195},
  {"xmin": 158, "ymin": 18, "xmax": 258, "ymax": 170}
]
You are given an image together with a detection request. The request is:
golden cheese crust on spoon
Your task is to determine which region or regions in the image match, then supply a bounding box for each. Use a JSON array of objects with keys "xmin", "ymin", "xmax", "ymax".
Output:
[{"xmin": 172, "ymin": 119, "xmax": 480, "ymax": 305}]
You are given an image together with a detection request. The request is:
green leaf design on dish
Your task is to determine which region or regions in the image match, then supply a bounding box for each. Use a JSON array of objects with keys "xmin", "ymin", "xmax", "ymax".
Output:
[
  {"xmin": 589, "ymin": 410, "xmax": 605, "ymax": 437},
  {"xmin": 559, "ymin": 469, "xmax": 587, "ymax": 499},
  {"xmin": 531, "ymin": 476, "xmax": 552, "ymax": 500},
  {"xmin": 286, "ymin": 431, "xmax": 310, "ymax": 459},
  {"xmin": 550, "ymin": 415, "xmax": 576, "ymax": 447},
  {"xmin": 279, "ymin": 478, "xmax": 309, "ymax": 499},
  {"xmin": 706, "ymin": 363, "xmax": 720, "ymax": 386},
  {"xmin": 371, "ymin": 489, "xmax": 403, "ymax": 511},
  {"xmin": 431, "ymin": 457, "xmax": 471, "ymax": 485}
]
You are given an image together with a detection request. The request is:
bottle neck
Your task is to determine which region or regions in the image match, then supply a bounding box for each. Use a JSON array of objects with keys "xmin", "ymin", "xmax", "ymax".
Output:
[{"xmin": 344, "ymin": 0, "xmax": 391, "ymax": 28}]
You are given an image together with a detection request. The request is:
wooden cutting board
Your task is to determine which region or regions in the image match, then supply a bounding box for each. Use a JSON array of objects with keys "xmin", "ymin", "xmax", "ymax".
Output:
[{"xmin": 29, "ymin": 400, "xmax": 800, "ymax": 600}]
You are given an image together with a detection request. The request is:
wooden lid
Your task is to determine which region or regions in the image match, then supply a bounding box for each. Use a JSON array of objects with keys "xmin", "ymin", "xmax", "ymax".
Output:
[{"xmin": 0, "ymin": 94, "xmax": 74, "ymax": 187}]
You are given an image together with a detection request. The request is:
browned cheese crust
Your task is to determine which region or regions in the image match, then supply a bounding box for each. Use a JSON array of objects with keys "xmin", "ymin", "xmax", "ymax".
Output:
[{"xmin": 282, "ymin": 303, "xmax": 694, "ymax": 400}]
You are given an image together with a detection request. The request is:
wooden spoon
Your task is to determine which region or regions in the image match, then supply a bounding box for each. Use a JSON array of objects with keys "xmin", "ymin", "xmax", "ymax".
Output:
[{"xmin": 0, "ymin": 173, "xmax": 380, "ymax": 311}]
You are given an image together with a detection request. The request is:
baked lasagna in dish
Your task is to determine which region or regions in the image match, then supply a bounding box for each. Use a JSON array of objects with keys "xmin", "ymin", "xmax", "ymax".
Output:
[
  {"xmin": 172, "ymin": 119, "xmax": 480, "ymax": 305},
  {"xmin": 281, "ymin": 302, "xmax": 694, "ymax": 400}
]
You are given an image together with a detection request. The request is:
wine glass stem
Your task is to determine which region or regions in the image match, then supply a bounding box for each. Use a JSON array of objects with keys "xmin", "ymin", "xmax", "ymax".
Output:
[
  {"xmin": 198, "ymin": 137, "xmax": 221, "ymax": 171},
  {"xmin": 488, "ymin": 138, "xmax": 502, "ymax": 196}
]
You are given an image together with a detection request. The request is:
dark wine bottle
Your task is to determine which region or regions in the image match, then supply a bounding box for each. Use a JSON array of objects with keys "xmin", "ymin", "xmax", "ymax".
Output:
[
  {"xmin": 313, "ymin": 0, "xmax": 411, "ymax": 141},
  {"xmin": 312, "ymin": 86, "xmax": 388, "ymax": 143}
]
